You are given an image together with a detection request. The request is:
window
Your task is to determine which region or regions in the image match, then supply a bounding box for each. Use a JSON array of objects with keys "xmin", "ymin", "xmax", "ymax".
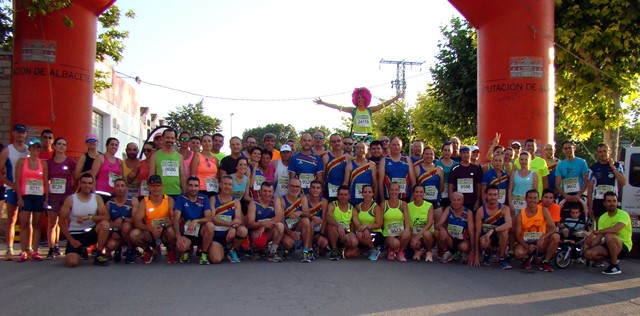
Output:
[
  {"xmin": 630, "ymin": 153, "xmax": 640, "ymax": 187},
  {"xmin": 92, "ymin": 111, "xmax": 104, "ymax": 145}
]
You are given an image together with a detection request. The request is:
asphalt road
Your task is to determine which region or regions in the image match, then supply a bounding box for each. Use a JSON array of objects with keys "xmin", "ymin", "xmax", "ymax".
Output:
[{"xmin": 1, "ymin": 251, "xmax": 639, "ymax": 315}]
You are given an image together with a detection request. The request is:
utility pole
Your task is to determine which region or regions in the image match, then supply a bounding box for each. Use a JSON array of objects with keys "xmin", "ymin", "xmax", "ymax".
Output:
[{"xmin": 379, "ymin": 59, "xmax": 424, "ymax": 95}]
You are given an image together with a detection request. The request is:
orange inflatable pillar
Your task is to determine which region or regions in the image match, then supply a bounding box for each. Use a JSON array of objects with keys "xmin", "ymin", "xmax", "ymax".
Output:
[
  {"xmin": 448, "ymin": 0, "xmax": 555, "ymax": 158},
  {"xmin": 11, "ymin": 0, "xmax": 115, "ymax": 157}
]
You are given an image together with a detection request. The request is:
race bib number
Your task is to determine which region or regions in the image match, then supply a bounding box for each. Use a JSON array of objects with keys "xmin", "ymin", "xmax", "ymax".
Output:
[
  {"xmin": 205, "ymin": 177, "xmax": 219, "ymax": 193},
  {"xmin": 412, "ymin": 220, "xmax": 426, "ymax": 234},
  {"xmin": 513, "ymin": 194, "xmax": 526, "ymax": 210},
  {"xmin": 300, "ymin": 173, "xmax": 314, "ymax": 189},
  {"xmin": 563, "ymin": 177, "xmax": 579, "ymax": 194},
  {"xmin": 313, "ymin": 222, "xmax": 322, "ymax": 232},
  {"xmin": 386, "ymin": 222, "xmax": 404, "ymax": 237},
  {"xmin": 161, "ymin": 160, "xmax": 179, "ymax": 177},
  {"xmin": 127, "ymin": 185, "xmax": 139, "ymax": 197},
  {"xmin": 498, "ymin": 189, "xmax": 506, "ymax": 204},
  {"xmin": 183, "ymin": 220, "xmax": 200, "ymax": 237},
  {"xmin": 49, "ymin": 178, "xmax": 66, "ymax": 194},
  {"xmin": 355, "ymin": 183, "xmax": 365, "ymax": 199},
  {"xmin": 151, "ymin": 218, "xmax": 169, "ymax": 228},
  {"xmin": 442, "ymin": 183, "xmax": 449, "ymax": 198},
  {"xmin": 457, "ymin": 178, "xmax": 473, "ymax": 193},
  {"xmin": 108, "ymin": 172, "xmax": 119, "ymax": 187},
  {"xmin": 278, "ymin": 176, "xmax": 289, "ymax": 192},
  {"xmin": 424, "ymin": 185, "xmax": 438, "ymax": 200},
  {"xmin": 391, "ymin": 178, "xmax": 407, "ymax": 194},
  {"xmin": 328, "ymin": 183, "xmax": 338, "ymax": 198},
  {"xmin": 215, "ymin": 215, "xmax": 232, "ymax": 232},
  {"xmin": 253, "ymin": 175, "xmax": 265, "ymax": 190},
  {"xmin": 25, "ymin": 179, "xmax": 44, "ymax": 195},
  {"xmin": 285, "ymin": 217, "xmax": 300, "ymax": 229},
  {"xmin": 355, "ymin": 114, "xmax": 370, "ymax": 127},
  {"xmin": 595, "ymin": 185, "xmax": 614, "ymax": 199},
  {"xmin": 140, "ymin": 181, "xmax": 149, "ymax": 196},
  {"xmin": 524, "ymin": 232, "xmax": 542, "ymax": 242},
  {"xmin": 447, "ymin": 224, "xmax": 464, "ymax": 239},
  {"xmin": 339, "ymin": 222, "xmax": 350, "ymax": 231}
]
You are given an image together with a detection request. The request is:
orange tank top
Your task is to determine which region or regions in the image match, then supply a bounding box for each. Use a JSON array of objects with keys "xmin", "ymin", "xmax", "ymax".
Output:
[
  {"xmin": 520, "ymin": 205, "xmax": 546, "ymax": 240},
  {"xmin": 196, "ymin": 153, "xmax": 218, "ymax": 191},
  {"xmin": 144, "ymin": 195, "xmax": 171, "ymax": 227}
]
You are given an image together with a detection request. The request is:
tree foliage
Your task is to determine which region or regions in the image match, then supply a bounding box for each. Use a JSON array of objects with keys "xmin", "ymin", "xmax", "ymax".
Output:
[
  {"xmin": 165, "ymin": 100, "xmax": 222, "ymax": 136},
  {"xmin": 555, "ymin": 0, "xmax": 640, "ymax": 156},
  {"xmin": 242, "ymin": 123, "xmax": 298, "ymax": 148},
  {"xmin": 372, "ymin": 101, "xmax": 410, "ymax": 149}
]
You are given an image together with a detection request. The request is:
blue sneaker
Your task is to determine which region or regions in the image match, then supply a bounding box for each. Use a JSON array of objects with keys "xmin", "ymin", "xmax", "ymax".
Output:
[
  {"xmin": 227, "ymin": 250, "xmax": 241, "ymax": 263},
  {"xmin": 499, "ymin": 259, "xmax": 512, "ymax": 270},
  {"xmin": 368, "ymin": 249, "xmax": 380, "ymax": 261}
]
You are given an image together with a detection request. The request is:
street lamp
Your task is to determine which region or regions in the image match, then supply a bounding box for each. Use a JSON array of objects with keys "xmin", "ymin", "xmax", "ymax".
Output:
[{"xmin": 230, "ymin": 113, "xmax": 234, "ymax": 136}]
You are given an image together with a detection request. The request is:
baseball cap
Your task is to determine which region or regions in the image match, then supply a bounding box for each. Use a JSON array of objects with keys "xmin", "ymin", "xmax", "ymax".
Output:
[
  {"xmin": 470, "ymin": 145, "xmax": 480, "ymax": 152},
  {"xmin": 148, "ymin": 175, "xmax": 162, "ymax": 184},
  {"xmin": 13, "ymin": 124, "xmax": 27, "ymax": 132},
  {"xmin": 280, "ymin": 144, "xmax": 292, "ymax": 152},
  {"xmin": 86, "ymin": 134, "xmax": 98, "ymax": 143},
  {"xmin": 459, "ymin": 145, "xmax": 470, "ymax": 152},
  {"xmin": 27, "ymin": 138, "xmax": 42, "ymax": 147},
  {"xmin": 511, "ymin": 141, "xmax": 522, "ymax": 148}
]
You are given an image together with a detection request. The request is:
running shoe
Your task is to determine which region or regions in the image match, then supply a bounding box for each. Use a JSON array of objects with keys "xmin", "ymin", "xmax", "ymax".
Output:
[
  {"xmin": 227, "ymin": 250, "xmax": 241, "ymax": 263},
  {"xmin": 4, "ymin": 250, "xmax": 14, "ymax": 261},
  {"xmin": 167, "ymin": 249, "xmax": 177, "ymax": 264},
  {"xmin": 522, "ymin": 255, "xmax": 533, "ymax": 270},
  {"xmin": 301, "ymin": 250, "xmax": 311, "ymax": 263},
  {"xmin": 143, "ymin": 249, "xmax": 154, "ymax": 264},
  {"xmin": 125, "ymin": 249, "xmax": 136, "ymax": 264},
  {"xmin": 268, "ymin": 251, "xmax": 283, "ymax": 263},
  {"xmin": 113, "ymin": 247, "xmax": 122, "ymax": 263},
  {"xmin": 18, "ymin": 252, "xmax": 29, "ymax": 262},
  {"xmin": 93, "ymin": 254, "xmax": 109, "ymax": 266},
  {"xmin": 574, "ymin": 258, "xmax": 586, "ymax": 265},
  {"xmin": 482, "ymin": 251, "xmax": 491, "ymax": 266},
  {"xmin": 499, "ymin": 259, "xmax": 512, "ymax": 270},
  {"xmin": 81, "ymin": 248, "xmax": 89, "ymax": 261},
  {"xmin": 440, "ymin": 251, "xmax": 453, "ymax": 263},
  {"xmin": 282, "ymin": 249, "xmax": 291, "ymax": 260},
  {"xmin": 368, "ymin": 249, "xmax": 380, "ymax": 261},
  {"xmin": 46, "ymin": 248, "xmax": 55, "ymax": 259},
  {"xmin": 53, "ymin": 246, "xmax": 62, "ymax": 256},
  {"xmin": 31, "ymin": 252, "xmax": 43, "ymax": 261},
  {"xmin": 200, "ymin": 253, "xmax": 210, "ymax": 265},
  {"xmin": 539, "ymin": 260, "xmax": 554, "ymax": 272},
  {"xmin": 180, "ymin": 252, "xmax": 190, "ymax": 264},
  {"xmin": 329, "ymin": 248, "xmax": 340, "ymax": 261},
  {"xmin": 425, "ymin": 251, "xmax": 434, "ymax": 263},
  {"xmin": 387, "ymin": 250, "xmax": 396, "ymax": 261},
  {"xmin": 397, "ymin": 250, "xmax": 407, "ymax": 262},
  {"xmin": 602, "ymin": 264, "xmax": 621, "ymax": 275}
]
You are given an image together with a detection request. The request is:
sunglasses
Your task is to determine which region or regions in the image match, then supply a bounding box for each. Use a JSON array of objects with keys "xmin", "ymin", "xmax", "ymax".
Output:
[
  {"xmin": 343, "ymin": 142, "xmax": 353, "ymax": 146},
  {"xmin": 179, "ymin": 137, "xmax": 190, "ymax": 142},
  {"xmin": 143, "ymin": 148, "xmax": 153, "ymax": 153},
  {"xmin": 313, "ymin": 135, "xmax": 325, "ymax": 139},
  {"xmin": 381, "ymin": 140, "xmax": 389, "ymax": 143}
]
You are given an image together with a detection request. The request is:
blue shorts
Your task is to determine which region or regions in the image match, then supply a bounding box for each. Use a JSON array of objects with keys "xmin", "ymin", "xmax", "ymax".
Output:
[
  {"xmin": 6, "ymin": 189, "xmax": 18, "ymax": 205},
  {"xmin": 21, "ymin": 195, "xmax": 46, "ymax": 212}
]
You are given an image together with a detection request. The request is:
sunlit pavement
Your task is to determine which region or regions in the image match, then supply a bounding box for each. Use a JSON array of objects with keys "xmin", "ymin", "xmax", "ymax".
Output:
[{"xmin": 1, "ymin": 250, "xmax": 638, "ymax": 315}]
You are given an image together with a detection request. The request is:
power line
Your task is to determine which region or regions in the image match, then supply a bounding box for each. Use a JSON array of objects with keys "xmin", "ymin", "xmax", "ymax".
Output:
[
  {"xmin": 114, "ymin": 70, "xmax": 430, "ymax": 102},
  {"xmin": 379, "ymin": 59, "xmax": 425, "ymax": 95}
]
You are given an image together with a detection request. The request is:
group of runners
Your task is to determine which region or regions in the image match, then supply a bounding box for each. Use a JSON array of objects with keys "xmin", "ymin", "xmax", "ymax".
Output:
[{"xmin": 0, "ymin": 88, "xmax": 633, "ymax": 275}]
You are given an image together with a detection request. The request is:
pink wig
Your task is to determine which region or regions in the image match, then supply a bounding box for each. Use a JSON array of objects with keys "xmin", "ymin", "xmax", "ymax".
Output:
[{"xmin": 352, "ymin": 87, "xmax": 372, "ymax": 108}]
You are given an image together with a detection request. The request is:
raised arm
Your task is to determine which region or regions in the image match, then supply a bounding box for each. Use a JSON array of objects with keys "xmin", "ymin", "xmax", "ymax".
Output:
[{"xmin": 313, "ymin": 98, "xmax": 354, "ymax": 114}]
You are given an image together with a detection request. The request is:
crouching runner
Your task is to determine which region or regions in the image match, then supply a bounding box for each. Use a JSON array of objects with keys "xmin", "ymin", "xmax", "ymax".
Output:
[{"xmin": 173, "ymin": 176, "xmax": 215, "ymax": 265}]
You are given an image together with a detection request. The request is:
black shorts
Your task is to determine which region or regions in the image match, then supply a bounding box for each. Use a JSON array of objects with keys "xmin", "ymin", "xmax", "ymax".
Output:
[
  {"xmin": 452, "ymin": 238, "xmax": 467, "ymax": 251},
  {"xmin": 20, "ymin": 195, "xmax": 46, "ymax": 212},
  {"xmin": 0, "ymin": 186, "xmax": 5, "ymax": 201},
  {"xmin": 66, "ymin": 228, "xmax": 98, "ymax": 255},
  {"xmin": 181, "ymin": 226, "xmax": 204, "ymax": 246},
  {"xmin": 607, "ymin": 244, "xmax": 630, "ymax": 260},
  {"xmin": 482, "ymin": 230, "xmax": 500, "ymax": 247},
  {"xmin": 213, "ymin": 234, "xmax": 229, "ymax": 248}
]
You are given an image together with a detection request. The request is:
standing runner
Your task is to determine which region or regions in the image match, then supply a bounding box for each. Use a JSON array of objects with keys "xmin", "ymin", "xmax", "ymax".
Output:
[
  {"xmin": 323, "ymin": 133, "xmax": 349, "ymax": 201},
  {"xmin": 289, "ymin": 133, "xmax": 324, "ymax": 195},
  {"xmin": 46, "ymin": 137, "xmax": 76, "ymax": 258},
  {"xmin": 150, "ymin": 128, "xmax": 185, "ymax": 200},
  {"xmin": 345, "ymin": 141, "xmax": 377, "ymax": 206}
]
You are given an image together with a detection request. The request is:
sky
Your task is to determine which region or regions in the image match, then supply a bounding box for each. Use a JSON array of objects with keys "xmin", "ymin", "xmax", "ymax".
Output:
[{"xmin": 113, "ymin": 0, "xmax": 463, "ymax": 151}]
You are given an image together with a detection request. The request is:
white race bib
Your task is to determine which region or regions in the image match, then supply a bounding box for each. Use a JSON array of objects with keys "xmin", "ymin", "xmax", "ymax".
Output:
[
  {"xmin": 513, "ymin": 194, "xmax": 527, "ymax": 210},
  {"xmin": 595, "ymin": 185, "xmax": 614, "ymax": 199},
  {"xmin": 278, "ymin": 176, "xmax": 289, "ymax": 192},
  {"xmin": 215, "ymin": 214, "xmax": 232, "ymax": 232},
  {"xmin": 412, "ymin": 220, "xmax": 426, "ymax": 234},
  {"xmin": 355, "ymin": 183, "xmax": 365, "ymax": 199},
  {"xmin": 313, "ymin": 222, "xmax": 322, "ymax": 232},
  {"xmin": 386, "ymin": 221, "xmax": 404, "ymax": 237},
  {"xmin": 424, "ymin": 185, "xmax": 438, "ymax": 200},
  {"xmin": 49, "ymin": 178, "xmax": 66, "ymax": 194},
  {"xmin": 26, "ymin": 179, "xmax": 44, "ymax": 195},
  {"xmin": 498, "ymin": 189, "xmax": 506, "ymax": 204},
  {"xmin": 391, "ymin": 177, "xmax": 407, "ymax": 194},
  {"xmin": 205, "ymin": 177, "xmax": 219, "ymax": 193},
  {"xmin": 108, "ymin": 172, "xmax": 119, "ymax": 187},
  {"xmin": 328, "ymin": 183, "xmax": 338, "ymax": 198},
  {"xmin": 253, "ymin": 175, "xmax": 265, "ymax": 190},
  {"xmin": 183, "ymin": 220, "xmax": 200, "ymax": 237},
  {"xmin": 140, "ymin": 180, "xmax": 149, "ymax": 196},
  {"xmin": 457, "ymin": 178, "xmax": 473, "ymax": 193},
  {"xmin": 285, "ymin": 217, "xmax": 300, "ymax": 229},
  {"xmin": 300, "ymin": 173, "xmax": 314, "ymax": 189},
  {"xmin": 524, "ymin": 232, "xmax": 542, "ymax": 242},
  {"xmin": 442, "ymin": 183, "xmax": 449, "ymax": 198},
  {"xmin": 355, "ymin": 114, "xmax": 370, "ymax": 127},
  {"xmin": 127, "ymin": 185, "xmax": 138, "ymax": 197},
  {"xmin": 151, "ymin": 218, "xmax": 169, "ymax": 228},
  {"xmin": 563, "ymin": 177, "xmax": 579, "ymax": 194},
  {"xmin": 447, "ymin": 224, "xmax": 464, "ymax": 239},
  {"xmin": 161, "ymin": 160, "xmax": 179, "ymax": 177}
]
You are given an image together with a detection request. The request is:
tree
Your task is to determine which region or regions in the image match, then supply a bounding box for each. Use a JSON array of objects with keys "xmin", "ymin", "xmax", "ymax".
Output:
[
  {"xmin": 372, "ymin": 101, "xmax": 410, "ymax": 150},
  {"xmin": 555, "ymin": 0, "xmax": 640, "ymax": 158},
  {"xmin": 242, "ymin": 123, "xmax": 298, "ymax": 148},
  {"xmin": 411, "ymin": 93, "xmax": 476, "ymax": 151},
  {"xmin": 0, "ymin": 1, "xmax": 134, "ymax": 92},
  {"xmin": 165, "ymin": 100, "xmax": 222, "ymax": 136}
]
